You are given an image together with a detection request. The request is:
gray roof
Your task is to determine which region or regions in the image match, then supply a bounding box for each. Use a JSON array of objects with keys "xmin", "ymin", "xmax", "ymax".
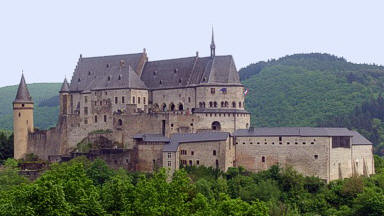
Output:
[
  {"xmin": 141, "ymin": 55, "xmax": 241, "ymax": 89},
  {"xmin": 69, "ymin": 53, "xmax": 241, "ymax": 92},
  {"xmin": 133, "ymin": 134, "xmax": 170, "ymax": 142},
  {"xmin": 60, "ymin": 78, "xmax": 70, "ymax": 92},
  {"xmin": 233, "ymin": 127, "xmax": 354, "ymax": 137},
  {"xmin": 14, "ymin": 74, "xmax": 33, "ymax": 103},
  {"xmin": 192, "ymin": 108, "xmax": 250, "ymax": 114},
  {"xmin": 69, "ymin": 53, "xmax": 145, "ymax": 92},
  {"xmin": 163, "ymin": 132, "xmax": 229, "ymax": 152},
  {"xmin": 350, "ymin": 131, "xmax": 372, "ymax": 145}
]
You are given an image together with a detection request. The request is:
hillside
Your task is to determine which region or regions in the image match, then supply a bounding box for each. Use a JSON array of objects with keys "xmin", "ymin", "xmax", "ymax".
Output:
[
  {"xmin": 240, "ymin": 53, "xmax": 384, "ymax": 127},
  {"xmin": 0, "ymin": 83, "xmax": 61, "ymax": 130}
]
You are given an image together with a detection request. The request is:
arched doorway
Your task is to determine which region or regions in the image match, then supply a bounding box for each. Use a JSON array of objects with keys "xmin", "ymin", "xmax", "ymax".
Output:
[
  {"xmin": 211, "ymin": 121, "xmax": 221, "ymax": 131},
  {"xmin": 178, "ymin": 103, "xmax": 184, "ymax": 111}
]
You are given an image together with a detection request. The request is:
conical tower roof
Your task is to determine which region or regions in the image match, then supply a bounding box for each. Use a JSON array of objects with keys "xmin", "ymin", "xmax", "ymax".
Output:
[
  {"xmin": 60, "ymin": 78, "xmax": 70, "ymax": 93},
  {"xmin": 14, "ymin": 74, "xmax": 33, "ymax": 103}
]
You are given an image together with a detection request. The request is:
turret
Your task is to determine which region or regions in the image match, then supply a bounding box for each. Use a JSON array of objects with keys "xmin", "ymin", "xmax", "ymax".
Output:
[
  {"xmin": 13, "ymin": 73, "xmax": 34, "ymax": 159},
  {"xmin": 59, "ymin": 78, "xmax": 70, "ymax": 115}
]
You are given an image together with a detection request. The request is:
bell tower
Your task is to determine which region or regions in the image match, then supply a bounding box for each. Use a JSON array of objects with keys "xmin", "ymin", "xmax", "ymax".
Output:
[{"xmin": 13, "ymin": 73, "xmax": 34, "ymax": 159}]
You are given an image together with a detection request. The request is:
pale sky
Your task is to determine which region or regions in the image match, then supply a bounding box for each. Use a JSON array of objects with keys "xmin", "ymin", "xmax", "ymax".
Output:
[{"xmin": 1, "ymin": 0, "xmax": 384, "ymax": 87}]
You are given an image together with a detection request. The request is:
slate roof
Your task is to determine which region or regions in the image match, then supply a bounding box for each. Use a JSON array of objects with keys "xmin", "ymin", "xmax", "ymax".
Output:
[
  {"xmin": 233, "ymin": 127, "xmax": 354, "ymax": 137},
  {"xmin": 350, "ymin": 131, "xmax": 372, "ymax": 145},
  {"xmin": 60, "ymin": 78, "xmax": 70, "ymax": 93},
  {"xmin": 14, "ymin": 74, "xmax": 33, "ymax": 103},
  {"xmin": 133, "ymin": 134, "xmax": 170, "ymax": 142},
  {"xmin": 69, "ymin": 52, "xmax": 242, "ymax": 92},
  {"xmin": 69, "ymin": 53, "xmax": 145, "ymax": 92},
  {"xmin": 163, "ymin": 132, "xmax": 229, "ymax": 152}
]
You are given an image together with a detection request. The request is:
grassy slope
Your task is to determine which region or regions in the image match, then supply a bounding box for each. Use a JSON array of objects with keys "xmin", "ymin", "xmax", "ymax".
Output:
[{"xmin": 0, "ymin": 83, "xmax": 61, "ymax": 130}]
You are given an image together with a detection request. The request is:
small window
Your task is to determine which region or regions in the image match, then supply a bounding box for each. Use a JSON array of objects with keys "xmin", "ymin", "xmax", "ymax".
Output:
[
  {"xmin": 191, "ymin": 151, "xmax": 194, "ymax": 156},
  {"xmin": 303, "ymin": 142, "xmax": 306, "ymax": 145},
  {"xmin": 210, "ymin": 88, "xmax": 215, "ymax": 94},
  {"xmin": 78, "ymin": 78, "xmax": 81, "ymax": 82},
  {"xmin": 143, "ymin": 97, "xmax": 146, "ymax": 105},
  {"xmin": 100, "ymin": 101, "xmax": 103, "ymax": 106},
  {"xmin": 189, "ymin": 160, "xmax": 192, "ymax": 166},
  {"xmin": 84, "ymin": 118, "xmax": 88, "ymax": 124},
  {"xmin": 115, "ymin": 97, "xmax": 118, "ymax": 104},
  {"xmin": 138, "ymin": 97, "xmax": 141, "ymax": 104},
  {"xmin": 239, "ymin": 102, "xmax": 242, "ymax": 108},
  {"xmin": 295, "ymin": 142, "xmax": 298, "ymax": 145},
  {"xmin": 132, "ymin": 96, "xmax": 135, "ymax": 104},
  {"xmin": 168, "ymin": 152, "xmax": 172, "ymax": 158},
  {"xmin": 118, "ymin": 75, "xmax": 122, "ymax": 80},
  {"xmin": 18, "ymin": 112, "xmax": 21, "ymax": 117},
  {"xmin": 311, "ymin": 142, "xmax": 314, "ymax": 144},
  {"xmin": 262, "ymin": 156, "xmax": 265, "ymax": 163},
  {"xmin": 232, "ymin": 101, "xmax": 236, "ymax": 108},
  {"xmin": 88, "ymin": 71, "xmax": 91, "ymax": 75},
  {"xmin": 272, "ymin": 142, "xmax": 275, "ymax": 145},
  {"xmin": 171, "ymin": 123, "xmax": 174, "ymax": 127},
  {"xmin": 22, "ymin": 104, "xmax": 25, "ymax": 107},
  {"xmin": 178, "ymin": 79, "xmax": 182, "ymax": 84},
  {"xmin": 314, "ymin": 155, "xmax": 318, "ymax": 160},
  {"xmin": 188, "ymin": 97, "xmax": 191, "ymax": 103},
  {"xmin": 214, "ymin": 101, "xmax": 217, "ymax": 108},
  {"xmin": 106, "ymin": 63, "xmax": 110, "ymax": 68},
  {"xmin": 84, "ymin": 107, "xmax": 88, "ymax": 115},
  {"xmin": 168, "ymin": 161, "xmax": 172, "ymax": 167},
  {"xmin": 257, "ymin": 142, "xmax": 260, "ymax": 144},
  {"xmin": 196, "ymin": 160, "xmax": 200, "ymax": 165},
  {"xmin": 104, "ymin": 92, "xmax": 108, "ymax": 95},
  {"xmin": 213, "ymin": 150, "xmax": 216, "ymax": 156},
  {"xmin": 108, "ymin": 76, "xmax": 111, "ymax": 81},
  {"xmin": 287, "ymin": 142, "xmax": 290, "ymax": 145},
  {"xmin": 122, "ymin": 97, "xmax": 125, "ymax": 104},
  {"xmin": 159, "ymin": 80, "xmax": 162, "ymax": 85},
  {"xmin": 94, "ymin": 116, "xmax": 98, "ymax": 123},
  {"xmin": 118, "ymin": 119, "xmax": 123, "ymax": 126},
  {"xmin": 279, "ymin": 136, "xmax": 282, "ymax": 142},
  {"xmin": 104, "ymin": 115, "xmax": 107, "ymax": 122}
]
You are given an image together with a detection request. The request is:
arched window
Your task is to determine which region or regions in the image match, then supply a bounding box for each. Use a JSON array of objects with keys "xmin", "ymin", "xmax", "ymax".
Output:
[
  {"xmin": 199, "ymin": 102, "xmax": 203, "ymax": 108},
  {"xmin": 178, "ymin": 103, "xmax": 184, "ymax": 111},
  {"xmin": 239, "ymin": 102, "xmax": 242, "ymax": 108},
  {"xmin": 162, "ymin": 104, "xmax": 167, "ymax": 111},
  {"xmin": 221, "ymin": 101, "xmax": 224, "ymax": 107},
  {"xmin": 170, "ymin": 103, "xmax": 175, "ymax": 111},
  {"xmin": 118, "ymin": 119, "xmax": 123, "ymax": 126},
  {"xmin": 225, "ymin": 101, "xmax": 229, "ymax": 107},
  {"xmin": 213, "ymin": 101, "xmax": 218, "ymax": 108},
  {"xmin": 202, "ymin": 102, "xmax": 206, "ymax": 108},
  {"xmin": 232, "ymin": 101, "xmax": 236, "ymax": 108},
  {"xmin": 209, "ymin": 101, "xmax": 213, "ymax": 107},
  {"xmin": 211, "ymin": 121, "xmax": 221, "ymax": 131}
]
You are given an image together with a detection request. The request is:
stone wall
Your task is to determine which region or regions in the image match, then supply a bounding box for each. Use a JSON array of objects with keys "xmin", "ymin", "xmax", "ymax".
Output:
[
  {"xmin": 136, "ymin": 142, "xmax": 165, "ymax": 172},
  {"xmin": 235, "ymin": 136, "xmax": 331, "ymax": 181},
  {"xmin": 352, "ymin": 145, "xmax": 375, "ymax": 176}
]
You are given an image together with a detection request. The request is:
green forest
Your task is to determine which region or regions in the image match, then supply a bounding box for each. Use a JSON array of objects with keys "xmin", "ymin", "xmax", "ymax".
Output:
[{"xmin": 1, "ymin": 157, "xmax": 384, "ymax": 216}]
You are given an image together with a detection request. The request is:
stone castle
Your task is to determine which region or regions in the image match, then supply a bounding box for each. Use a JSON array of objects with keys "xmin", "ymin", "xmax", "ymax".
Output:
[{"xmin": 13, "ymin": 33, "xmax": 374, "ymax": 182}]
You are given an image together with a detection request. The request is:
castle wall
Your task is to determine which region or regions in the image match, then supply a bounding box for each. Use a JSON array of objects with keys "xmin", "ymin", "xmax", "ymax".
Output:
[
  {"xmin": 194, "ymin": 112, "xmax": 250, "ymax": 133},
  {"xmin": 352, "ymin": 145, "xmax": 375, "ymax": 176},
  {"xmin": 136, "ymin": 142, "xmax": 164, "ymax": 172},
  {"xmin": 162, "ymin": 151, "xmax": 178, "ymax": 174},
  {"xmin": 329, "ymin": 140, "xmax": 353, "ymax": 181},
  {"xmin": 178, "ymin": 138, "xmax": 232, "ymax": 171},
  {"xmin": 152, "ymin": 88, "xmax": 195, "ymax": 111},
  {"xmin": 196, "ymin": 86, "xmax": 245, "ymax": 110},
  {"xmin": 27, "ymin": 127, "xmax": 62, "ymax": 160},
  {"xmin": 235, "ymin": 136, "xmax": 330, "ymax": 181}
]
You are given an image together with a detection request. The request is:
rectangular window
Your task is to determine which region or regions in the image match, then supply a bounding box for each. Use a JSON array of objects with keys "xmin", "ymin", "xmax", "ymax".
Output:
[
  {"xmin": 168, "ymin": 152, "xmax": 172, "ymax": 158},
  {"xmin": 138, "ymin": 97, "xmax": 141, "ymax": 104},
  {"xmin": 143, "ymin": 97, "xmax": 146, "ymax": 105},
  {"xmin": 189, "ymin": 160, "xmax": 192, "ymax": 166},
  {"xmin": 188, "ymin": 97, "xmax": 191, "ymax": 103},
  {"xmin": 262, "ymin": 156, "xmax": 265, "ymax": 163},
  {"xmin": 210, "ymin": 88, "xmax": 215, "ymax": 94},
  {"xmin": 332, "ymin": 136, "xmax": 350, "ymax": 148},
  {"xmin": 84, "ymin": 118, "xmax": 88, "ymax": 124},
  {"xmin": 196, "ymin": 160, "xmax": 199, "ymax": 165},
  {"xmin": 94, "ymin": 115, "xmax": 98, "ymax": 123},
  {"xmin": 279, "ymin": 136, "xmax": 282, "ymax": 142},
  {"xmin": 191, "ymin": 151, "xmax": 194, "ymax": 156},
  {"xmin": 84, "ymin": 107, "xmax": 88, "ymax": 115},
  {"xmin": 168, "ymin": 161, "xmax": 172, "ymax": 167},
  {"xmin": 84, "ymin": 96, "xmax": 88, "ymax": 103},
  {"xmin": 122, "ymin": 97, "xmax": 125, "ymax": 104},
  {"xmin": 132, "ymin": 96, "xmax": 135, "ymax": 104},
  {"xmin": 115, "ymin": 97, "xmax": 118, "ymax": 104},
  {"xmin": 213, "ymin": 150, "xmax": 216, "ymax": 156},
  {"xmin": 104, "ymin": 115, "xmax": 107, "ymax": 122}
]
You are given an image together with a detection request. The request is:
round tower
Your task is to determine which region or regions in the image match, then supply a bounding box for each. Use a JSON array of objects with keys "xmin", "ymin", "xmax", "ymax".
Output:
[{"xmin": 13, "ymin": 74, "xmax": 34, "ymax": 159}]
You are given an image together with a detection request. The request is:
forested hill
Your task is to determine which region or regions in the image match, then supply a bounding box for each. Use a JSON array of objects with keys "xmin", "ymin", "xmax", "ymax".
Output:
[
  {"xmin": 240, "ymin": 53, "xmax": 384, "ymax": 154},
  {"xmin": 240, "ymin": 53, "xmax": 384, "ymax": 127},
  {"xmin": 0, "ymin": 83, "xmax": 61, "ymax": 130}
]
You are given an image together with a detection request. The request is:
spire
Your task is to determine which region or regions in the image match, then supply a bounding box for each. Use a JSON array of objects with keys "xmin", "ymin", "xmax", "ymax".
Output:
[
  {"xmin": 14, "ymin": 73, "xmax": 33, "ymax": 103},
  {"xmin": 60, "ymin": 78, "xmax": 70, "ymax": 93},
  {"xmin": 210, "ymin": 27, "xmax": 216, "ymax": 58}
]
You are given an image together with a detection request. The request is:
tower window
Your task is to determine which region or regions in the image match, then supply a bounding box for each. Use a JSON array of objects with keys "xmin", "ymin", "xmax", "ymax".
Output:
[
  {"xmin": 213, "ymin": 150, "xmax": 216, "ymax": 156},
  {"xmin": 104, "ymin": 115, "xmax": 107, "ymax": 122},
  {"xmin": 94, "ymin": 115, "xmax": 98, "ymax": 123},
  {"xmin": 211, "ymin": 88, "xmax": 215, "ymax": 94},
  {"xmin": 262, "ymin": 156, "xmax": 265, "ymax": 163},
  {"xmin": 314, "ymin": 155, "xmax": 318, "ymax": 160}
]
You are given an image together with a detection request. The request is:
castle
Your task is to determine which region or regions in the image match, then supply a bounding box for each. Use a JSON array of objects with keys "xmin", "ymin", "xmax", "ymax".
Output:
[{"xmin": 13, "ymin": 33, "xmax": 374, "ymax": 182}]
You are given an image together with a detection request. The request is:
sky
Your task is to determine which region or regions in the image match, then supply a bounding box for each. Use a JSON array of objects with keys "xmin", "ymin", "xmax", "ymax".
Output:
[{"xmin": 1, "ymin": 0, "xmax": 384, "ymax": 87}]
